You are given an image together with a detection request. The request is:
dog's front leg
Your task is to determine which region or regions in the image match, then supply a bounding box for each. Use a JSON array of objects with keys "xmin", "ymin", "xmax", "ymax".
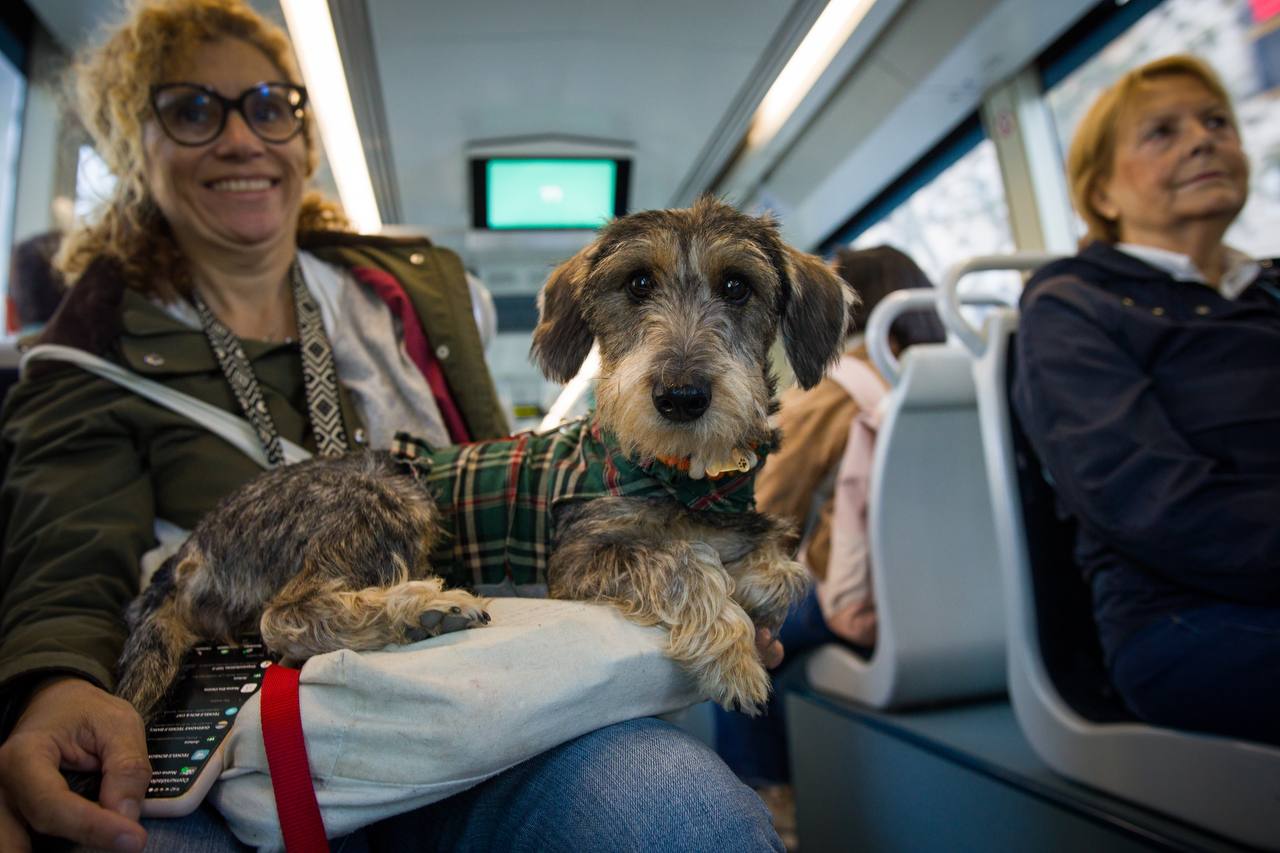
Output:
[
  {"xmin": 259, "ymin": 575, "xmax": 490, "ymax": 665},
  {"xmin": 724, "ymin": 527, "xmax": 812, "ymax": 635},
  {"xmin": 549, "ymin": 527, "xmax": 771, "ymax": 715}
]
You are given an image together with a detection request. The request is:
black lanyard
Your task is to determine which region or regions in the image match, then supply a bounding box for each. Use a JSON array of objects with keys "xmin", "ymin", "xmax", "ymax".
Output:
[{"xmin": 193, "ymin": 261, "xmax": 348, "ymax": 467}]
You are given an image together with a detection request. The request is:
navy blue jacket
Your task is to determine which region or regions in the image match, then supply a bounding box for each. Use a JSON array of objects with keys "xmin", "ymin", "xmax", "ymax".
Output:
[{"xmin": 1013, "ymin": 241, "xmax": 1280, "ymax": 664}]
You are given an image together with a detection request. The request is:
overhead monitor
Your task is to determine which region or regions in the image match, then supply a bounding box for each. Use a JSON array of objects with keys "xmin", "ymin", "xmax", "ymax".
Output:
[{"xmin": 471, "ymin": 157, "xmax": 630, "ymax": 230}]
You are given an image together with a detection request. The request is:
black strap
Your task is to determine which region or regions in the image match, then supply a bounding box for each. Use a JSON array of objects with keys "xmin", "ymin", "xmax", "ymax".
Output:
[{"xmin": 193, "ymin": 261, "xmax": 348, "ymax": 467}]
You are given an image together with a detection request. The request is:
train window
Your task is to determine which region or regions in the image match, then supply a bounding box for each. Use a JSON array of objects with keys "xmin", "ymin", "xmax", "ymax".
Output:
[
  {"xmin": 0, "ymin": 50, "xmax": 22, "ymax": 325},
  {"xmin": 1045, "ymin": 0, "xmax": 1280, "ymax": 258},
  {"xmin": 74, "ymin": 144, "xmax": 116, "ymax": 223},
  {"xmin": 851, "ymin": 137, "xmax": 1020, "ymax": 302}
]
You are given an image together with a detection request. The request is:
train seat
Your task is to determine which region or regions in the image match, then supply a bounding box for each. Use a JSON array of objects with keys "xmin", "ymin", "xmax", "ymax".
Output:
[
  {"xmin": 0, "ymin": 338, "xmax": 21, "ymax": 405},
  {"xmin": 970, "ymin": 287, "xmax": 1280, "ymax": 851},
  {"xmin": 806, "ymin": 288, "xmax": 1007, "ymax": 710}
]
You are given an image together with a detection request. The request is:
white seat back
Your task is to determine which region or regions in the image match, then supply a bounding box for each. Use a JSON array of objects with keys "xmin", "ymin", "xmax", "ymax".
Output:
[
  {"xmin": 974, "ymin": 295, "xmax": 1280, "ymax": 851},
  {"xmin": 807, "ymin": 290, "xmax": 1007, "ymax": 709}
]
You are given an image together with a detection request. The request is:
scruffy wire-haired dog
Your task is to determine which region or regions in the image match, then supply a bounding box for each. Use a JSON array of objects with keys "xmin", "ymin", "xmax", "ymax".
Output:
[{"xmin": 117, "ymin": 198, "xmax": 854, "ymax": 719}]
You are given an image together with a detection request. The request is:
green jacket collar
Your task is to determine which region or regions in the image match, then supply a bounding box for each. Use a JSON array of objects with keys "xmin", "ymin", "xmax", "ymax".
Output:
[
  {"xmin": 117, "ymin": 290, "xmax": 294, "ymax": 376},
  {"xmin": 32, "ymin": 233, "xmax": 507, "ymax": 441}
]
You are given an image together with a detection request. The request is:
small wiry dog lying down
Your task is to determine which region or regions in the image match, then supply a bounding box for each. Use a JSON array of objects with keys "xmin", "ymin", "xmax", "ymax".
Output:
[{"xmin": 117, "ymin": 198, "xmax": 855, "ymax": 719}]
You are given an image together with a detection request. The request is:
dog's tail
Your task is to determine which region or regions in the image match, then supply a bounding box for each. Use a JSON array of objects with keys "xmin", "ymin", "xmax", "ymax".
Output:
[{"xmin": 115, "ymin": 555, "xmax": 197, "ymax": 721}]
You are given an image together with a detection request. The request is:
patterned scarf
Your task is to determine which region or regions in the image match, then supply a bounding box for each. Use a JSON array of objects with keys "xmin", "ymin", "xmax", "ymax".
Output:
[{"xmin": 390, "ymin": 417, "xmax": 771, "ymax": 589}]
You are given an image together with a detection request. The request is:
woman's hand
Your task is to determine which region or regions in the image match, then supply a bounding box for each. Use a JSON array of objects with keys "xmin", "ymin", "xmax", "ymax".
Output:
[
  {"xmin": 0, "ymin": 676, "xmax": 150, "ymax": 853},
  {"xmin": 755, "ymin": 628, "xmax": 784, "ymax": 670}
]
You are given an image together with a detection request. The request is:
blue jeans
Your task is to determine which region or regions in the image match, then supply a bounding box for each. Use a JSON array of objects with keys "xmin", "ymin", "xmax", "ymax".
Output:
[
  {"xmin": 1110, "ymin": 602, "xmax": 1280, "ymax": 746},
  {"xmin": 138, "ymin": 718, "xmax": 781, "ymax": 852},
  {"xmin": 713, "ymin": 588, "xmax": 853, "ymax": 786}
]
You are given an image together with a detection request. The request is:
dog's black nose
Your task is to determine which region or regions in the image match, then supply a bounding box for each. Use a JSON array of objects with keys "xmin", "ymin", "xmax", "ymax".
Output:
[{"xmin": 653, "ymin": 384, "xmax": 711, "ymax": 422}]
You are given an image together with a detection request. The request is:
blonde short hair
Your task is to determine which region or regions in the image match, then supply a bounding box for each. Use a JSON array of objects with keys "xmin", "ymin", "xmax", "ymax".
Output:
[
  {"xmin": 1066, "ymin": 54, "xmax": 1237, "ymax": 244},
  {"xmin": 56, "ymin": 0, "xmax": 348, "ymax": 297}
]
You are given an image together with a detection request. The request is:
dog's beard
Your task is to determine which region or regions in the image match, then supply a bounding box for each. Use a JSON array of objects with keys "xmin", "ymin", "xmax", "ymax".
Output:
[{"xmin": 595, "ymin": 348, "xmax": 770, "ymax": 468}]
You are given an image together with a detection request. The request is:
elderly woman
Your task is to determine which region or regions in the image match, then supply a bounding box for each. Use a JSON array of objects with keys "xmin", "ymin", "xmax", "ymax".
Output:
[
  {"xmin": 1014, "ymin": 55, "xmax": 1280, "ymax": 745},
  {"xmin": 0, "ymin": 2, "xmax": 782, "ymax": 851}
]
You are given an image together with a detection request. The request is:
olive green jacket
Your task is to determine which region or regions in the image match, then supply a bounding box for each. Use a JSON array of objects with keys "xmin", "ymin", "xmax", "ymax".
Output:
[{"xmin": 0, "ymin": 233, "xmax": 508, "ymax": 733}]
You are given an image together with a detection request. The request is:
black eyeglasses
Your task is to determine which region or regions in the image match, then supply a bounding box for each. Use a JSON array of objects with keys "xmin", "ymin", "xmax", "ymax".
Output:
[{"xmin": 150, "ymin": 82, "xmax": 308, "ymax": 146}]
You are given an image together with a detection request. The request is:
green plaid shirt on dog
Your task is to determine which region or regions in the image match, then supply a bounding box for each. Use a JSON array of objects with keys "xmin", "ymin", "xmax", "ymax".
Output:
[{"xmin": 391, "ymin": 417, "xmax": 767, "ymax": 590}]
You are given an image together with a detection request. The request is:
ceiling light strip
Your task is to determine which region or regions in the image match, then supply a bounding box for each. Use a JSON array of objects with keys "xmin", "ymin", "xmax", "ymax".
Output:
[
  {"xmin": 668, "ymin": 0, "xmax": 829, "ymax": 206},
  {"xmin": 326, "ymin": 0, "xmax": 403, "ymax": 223},
  {"xmin": 280, "ymin": 0, "xmax": 382, "ymax": 233},
  {"xmin": 747, "ymin": 0, "xmax": 877, "ymax": 149}
]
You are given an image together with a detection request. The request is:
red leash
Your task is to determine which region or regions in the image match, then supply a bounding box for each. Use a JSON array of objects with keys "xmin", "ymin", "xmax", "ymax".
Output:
[{"xmin": 261, "ymin": 663, "xmax": 330, "ymax": 853}]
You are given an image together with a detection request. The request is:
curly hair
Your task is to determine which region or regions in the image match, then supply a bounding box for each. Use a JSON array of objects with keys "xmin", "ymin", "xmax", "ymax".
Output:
[
  {"xmin": 1067, "ymin": 54, "xmax": 1238, "ymax": 244},
  {"xmin": 55, "ymin": 0, "xmax": 349, "ymax": 298}
]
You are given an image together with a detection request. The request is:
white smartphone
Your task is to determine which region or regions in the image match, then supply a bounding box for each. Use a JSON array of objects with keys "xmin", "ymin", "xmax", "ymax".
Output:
[{"xmin": 140, "ymin": 640, "xmax": 272, "ymax": 818}]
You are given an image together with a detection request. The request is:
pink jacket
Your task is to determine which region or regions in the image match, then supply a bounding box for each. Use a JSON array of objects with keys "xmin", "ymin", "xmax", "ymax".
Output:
[{"xmin": 802, "ymin": 354, "xmax": 887, "ymax": 647}]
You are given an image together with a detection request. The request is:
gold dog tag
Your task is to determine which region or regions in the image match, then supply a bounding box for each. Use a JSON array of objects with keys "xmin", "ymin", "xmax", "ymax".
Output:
[{"xmin": 703, "ymin": 449, "xmax": 755, "ymax": 478}]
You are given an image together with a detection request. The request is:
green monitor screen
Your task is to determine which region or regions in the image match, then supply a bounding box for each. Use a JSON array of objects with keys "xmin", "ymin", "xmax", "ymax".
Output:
[{"xmin": 472, "ymin": 157, "xmax": 629, "ymax": 229}]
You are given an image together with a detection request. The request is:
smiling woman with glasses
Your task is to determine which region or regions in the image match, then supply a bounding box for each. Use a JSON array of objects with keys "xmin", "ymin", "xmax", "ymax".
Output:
[
  {"xmin": 0, "ymin": 1, "xmax": 511, "ymax": 850},
  {"xmin": 150, "ymin": 81, "xmax": 308, "ymax": 146}
]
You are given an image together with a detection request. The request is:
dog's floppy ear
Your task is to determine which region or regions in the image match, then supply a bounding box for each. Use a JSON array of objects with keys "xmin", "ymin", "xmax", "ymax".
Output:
[
  {"xmin": 778, "ymin": 246, "xmax": 855, "ymax": 389},
  {"xmin": 530, "ymin": 244, "xmax": 596, "ymax": 383}
]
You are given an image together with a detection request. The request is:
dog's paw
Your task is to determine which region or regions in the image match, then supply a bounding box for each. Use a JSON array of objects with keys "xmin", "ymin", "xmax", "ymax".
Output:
[
  {"xmin": 708, "ymin": 650, "xmax": 772, "ymax": 717},
  {"xmin": 688, "ymin": 636, "xmax": 771, "ymax": 716},
  {"xmin": 406, "ymin": 592, "xmax": 490, "ymax": 642}
]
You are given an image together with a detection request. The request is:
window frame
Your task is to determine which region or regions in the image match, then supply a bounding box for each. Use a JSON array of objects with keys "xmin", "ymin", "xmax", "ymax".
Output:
[{"xmin": 816, "ymin": 114, "xmax": 985, "ymax": 256}]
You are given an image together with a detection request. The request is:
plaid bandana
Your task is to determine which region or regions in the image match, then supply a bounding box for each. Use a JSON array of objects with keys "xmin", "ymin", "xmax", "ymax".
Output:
[{"xmin": 391, "ymin": 417, "xmax": 770, "ymax": 589}]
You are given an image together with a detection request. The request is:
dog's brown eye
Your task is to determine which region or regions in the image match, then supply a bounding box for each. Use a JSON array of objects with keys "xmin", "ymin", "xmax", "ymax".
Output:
[
  {"xmin": 627, "ymin": 273, "xmax": 655, "ymax": 301},
  {"xmin": 720, "ymin": 277, "xmax": 751, "ymax": 305}
]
